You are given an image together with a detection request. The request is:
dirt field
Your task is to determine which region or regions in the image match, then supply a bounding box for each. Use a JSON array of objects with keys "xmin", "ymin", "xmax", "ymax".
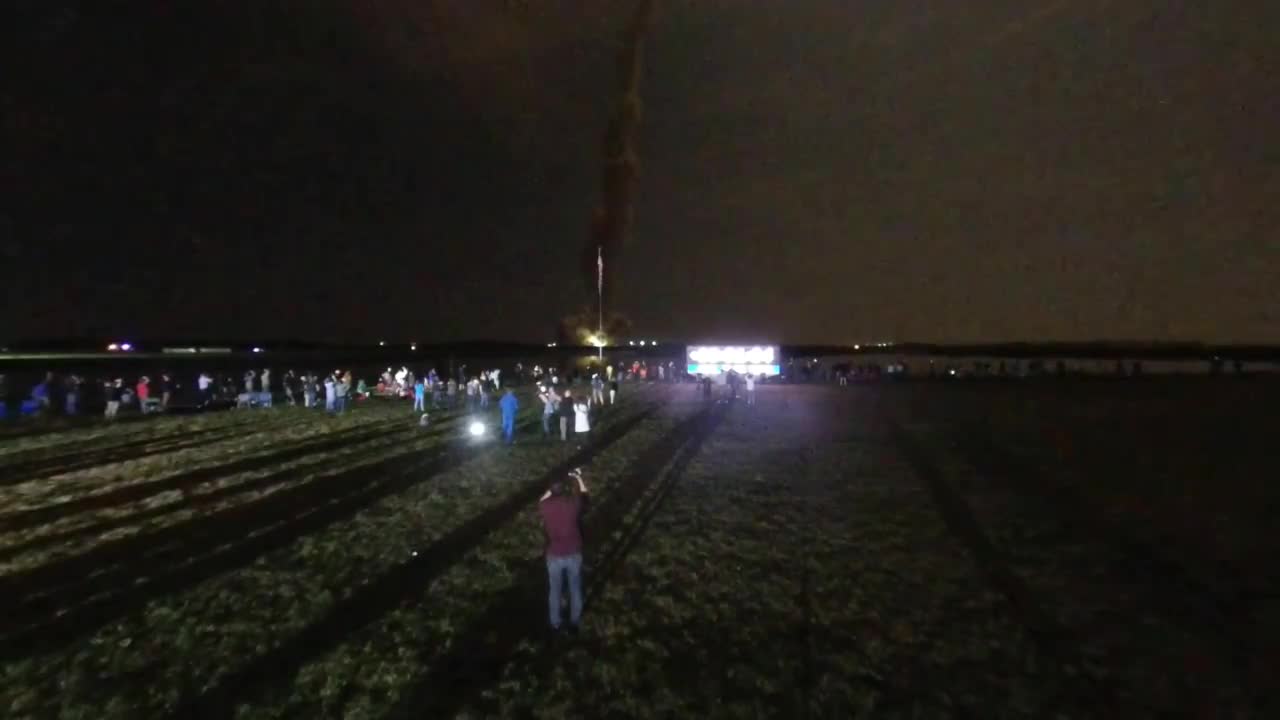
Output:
[{"xmin": 1, "ymin": 380, "xmax": 1275, "ymax": 719}]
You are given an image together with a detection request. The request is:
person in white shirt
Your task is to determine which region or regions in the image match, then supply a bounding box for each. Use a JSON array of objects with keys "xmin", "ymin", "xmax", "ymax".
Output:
[
  {"xmin": 745, "ymin": 374, "xmax": 756, "ymax": 406},
  {"xmin": 324, "ymin": 375, "xmax": 336, "ymax": 413},
  {"xmin": 574, "ymin": 397, "xmax": 591, "ymax": 434},
  {"xmin": 539, "ymin": 384, "xmax": 557, "ymax": 438},
  {"xmin": 198, "ymin": 372, "xmax": 213, "ymax": 406}
]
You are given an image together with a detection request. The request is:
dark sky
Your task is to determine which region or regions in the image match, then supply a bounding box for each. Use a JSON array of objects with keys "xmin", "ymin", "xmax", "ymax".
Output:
[{"xmin": 4, "ymin": 1, "xmax": 1277, "ymax": 345}]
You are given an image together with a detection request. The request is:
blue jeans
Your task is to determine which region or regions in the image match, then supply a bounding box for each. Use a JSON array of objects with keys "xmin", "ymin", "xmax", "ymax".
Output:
[
  {"xmin": 413, "ymin": 394, "xmax": 424, "ymax": 411},
  {"xmin": 546, "ymin": 553, "xmax": 583, "ymax": 629},
  {"xmin": 542, "ymin": 412, "xmax": 553, "ymax": 435},
  {"xmin": 502, "ymin": 413, "xmax": 515, "ymax": 442}
]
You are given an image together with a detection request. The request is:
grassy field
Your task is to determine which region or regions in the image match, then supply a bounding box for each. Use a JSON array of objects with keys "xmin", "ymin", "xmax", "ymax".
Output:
[{"xmin": 1, "ymin": 380, "xmax": 1276, "ymax": 718}]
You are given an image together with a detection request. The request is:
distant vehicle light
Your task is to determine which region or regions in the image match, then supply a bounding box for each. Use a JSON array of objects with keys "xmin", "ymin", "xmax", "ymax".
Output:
[
  {"xmin": 107, "ymin": 343, "xmax": 120, "ymax": 351},
  {"xmin": 252, "ymin": 347, "xmax": 263, "ymax": 353},
  {"xmin": 468, "ymin": 421, "xmax": 486, "ymax": 437},
  {"xmin": 120, "ymin": 343, "xmax": 133, "ymax": 351},
  {"xmin": 379, "ymin": 341, "xmax": 386, "ymax": 347}
]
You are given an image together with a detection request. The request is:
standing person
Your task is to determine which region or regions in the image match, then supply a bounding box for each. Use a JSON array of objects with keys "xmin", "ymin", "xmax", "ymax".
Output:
[
  {"xmin": 136, "ymin": 376, "xmax": 153, "ymax": 414},
  {"xmin": 244, "ymin": 370, "xmax": 255, "ymax": 394},
  {"xmin": 609, "ymin": 375, "xmax": 618, "ymax": 405},
  {"xmin": 31, "ymin": 375, "xmax": 52, "ymax": 413},
  {"xmin": 65, "ymin": 374, "xmax": 82, "ymax": 415},
  {"xmin": 591, "ymin": 373, "xmax": 604, "ymax": 406},
  {"xmin": 745, "ymin": 373, "xmax": 756, "ymax": 406},
  {"xmin": 336, "ymin": 372, "xmax": 351, "ymax": 414},
  {"xmin": 413, "ymin": 377, "xmax": 426, "ymax": 412},
  {"xmin": 467, "ymin": 377, "xmax": 480, "ymax": 411},
  {"xmin": 197, "ymin": 372, "xmax": 214, "ymax": 406},
  {"xmin": 283, "ymin": 370, "xmax": 296, "ymax": 406},
  {"xmin": 260, "ymin": 368, "xmax": 271, "ymax": 395},
  {"xmin": 499, "ymin": 388, "xmax": 519, "ymax": 445},
  {"xmin": 159, "ymin": 373, "xmax": 174, "ymax": 411},
  {"xmin": 574, "ymin": 394, "xmax": 591, "ymax": 436},
  {"xmin": 105, "ymin": 378, "xmax": 123, "ymax": 419},
  {"xmin": 447, "ymin": 378, "xmax": 458, "ymax": 409},
  {"xmin": 302, "ymin": 373, "xmax": 316, "ymax": 408},
  {"xmin": 324, "ymin": 374, "xmax": 336, "ymax": 414},
  {"xmin": 538, "ymin": 469, "xmax": 590, "ymax": 634},
  {"xmin": 559, "ymin": 390, "xmax": 574, "ymax": 442},
  {"xmin": 539, "ymin": 384, "xmax": 557, "ymax": 438}
]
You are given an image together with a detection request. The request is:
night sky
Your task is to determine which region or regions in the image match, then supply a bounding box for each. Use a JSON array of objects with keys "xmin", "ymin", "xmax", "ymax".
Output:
[{"xmin": 4, "ymin": 1, "xmax": 1277, "ymax": 345}]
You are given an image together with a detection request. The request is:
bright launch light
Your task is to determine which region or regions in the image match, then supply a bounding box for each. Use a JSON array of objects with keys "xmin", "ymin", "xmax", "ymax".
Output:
[
  {"xmin": 686, "ymin": 345, "xmax": 781, "ymax": 376},
  {"xmin": 468, "ymin": 421, "xmax": 486, "ymax": 437}
]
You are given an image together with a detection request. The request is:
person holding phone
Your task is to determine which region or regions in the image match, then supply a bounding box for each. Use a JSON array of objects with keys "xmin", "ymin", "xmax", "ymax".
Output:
[{"xmin": 538, "ymin": 468, "xmax": 590, "ymax": 634}]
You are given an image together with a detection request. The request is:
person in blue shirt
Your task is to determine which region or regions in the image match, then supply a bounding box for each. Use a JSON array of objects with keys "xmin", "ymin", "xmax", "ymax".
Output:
[
  {"xmin": 413, "ymin": 378, "xmax": 426, "ymax": 412},
  {"xmin": 499, "ymin": 388, "xmax": 519, "ymax": 445}
]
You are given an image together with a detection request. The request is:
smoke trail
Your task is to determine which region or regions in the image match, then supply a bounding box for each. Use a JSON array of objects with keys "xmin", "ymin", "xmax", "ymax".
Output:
[{"xmin": 580, "ymin": 0, "xmax": 657, "ymax": 316}]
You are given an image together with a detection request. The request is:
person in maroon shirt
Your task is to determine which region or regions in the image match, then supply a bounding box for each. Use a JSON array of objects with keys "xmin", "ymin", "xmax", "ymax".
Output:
[{"xmin": 538, "ymin": 468, "xmax": 590, "ymax": 633}]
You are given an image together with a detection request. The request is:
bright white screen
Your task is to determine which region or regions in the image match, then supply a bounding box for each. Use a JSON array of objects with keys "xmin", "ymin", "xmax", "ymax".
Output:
[{"xmin": 686, "ymin": 345, "xmax": 780, "ymax": 376}]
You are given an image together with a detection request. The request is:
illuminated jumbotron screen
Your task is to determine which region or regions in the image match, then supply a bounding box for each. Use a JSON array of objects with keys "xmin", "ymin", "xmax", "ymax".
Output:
[{"xmin": 686, "ymin": 345, "xmax": 781, "ymax": 376}]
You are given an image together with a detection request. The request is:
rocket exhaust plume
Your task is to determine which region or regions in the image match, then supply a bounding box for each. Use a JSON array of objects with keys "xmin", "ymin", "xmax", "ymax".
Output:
[{"xmin": 564, "ymin": 0, "xmax": 657, "ymax": 344}]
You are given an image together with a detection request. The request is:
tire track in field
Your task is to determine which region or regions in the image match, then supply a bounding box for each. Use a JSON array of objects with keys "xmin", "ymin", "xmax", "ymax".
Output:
[
  {"xmin": 0, "ymin": 418, "xmax": 415, "ymax": 531},
  {"xmin": 168, "ymin": 401, "xmax": 664, "ymax": 720},
  {"xmin": 0, "ymin": 422, "xmax": 277, "ymax": 485},
  {"xmin": 0, "ymin": 417, "xmax": 424, "ymax": 560},
  {"xmin": 0, "ymin": 414, "xmax": 230, "ymax": 457},
  {"xmin": 384, "ymin": 400, "xmax": 727, "ymax": 720},
  {"xmin": 0, "ymin": 412, "xmax": 538, "ymax": 660},
  {"xmin": 941, "ymin": 420, "xmax": 1266, "ymax": 711},
  {"xmin": 885, "ymin": 417, "xmax": 1110, "ymax": 713}
]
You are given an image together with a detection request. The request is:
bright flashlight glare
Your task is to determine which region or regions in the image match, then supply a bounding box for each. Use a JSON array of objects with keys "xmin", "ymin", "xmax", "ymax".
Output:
[
  {"xmin": 468, "ymin": 421, "xmax": 486, "ymax": 437},
  {"xmin": 107, "ymin": 343, "xmax": 119, "ymax": 351},
  {"xmin": 120, "ymin": 343, "xmax": 133, "ymax": 351}
]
